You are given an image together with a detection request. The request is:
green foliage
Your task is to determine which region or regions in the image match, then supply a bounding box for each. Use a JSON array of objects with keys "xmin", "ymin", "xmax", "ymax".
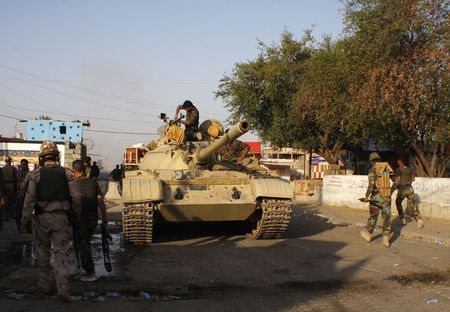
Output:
[{"xmin": 217, "ymin": 0, "xmax": 449, "ymax": 175}]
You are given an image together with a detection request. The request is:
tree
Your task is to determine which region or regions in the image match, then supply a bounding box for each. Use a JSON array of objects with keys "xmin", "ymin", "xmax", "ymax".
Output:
[{"xmin": 343, "ymin": 0, "xmax": 450, "ymax": 176}]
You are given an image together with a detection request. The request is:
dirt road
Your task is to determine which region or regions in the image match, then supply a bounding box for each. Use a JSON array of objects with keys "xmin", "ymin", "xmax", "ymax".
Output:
[{"xmin": 1, "ymin": 203, "xmax": 449, "ymax": 311}]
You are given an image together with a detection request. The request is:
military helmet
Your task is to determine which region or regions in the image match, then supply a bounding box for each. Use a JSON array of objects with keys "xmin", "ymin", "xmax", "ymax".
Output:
[
  {"xmin": 39, "ymin": 141, "xmax": 60, "ymax": 157},
  {"xmin": 369, "ymin": 152, "xmax": 381, "ymax": 162}
]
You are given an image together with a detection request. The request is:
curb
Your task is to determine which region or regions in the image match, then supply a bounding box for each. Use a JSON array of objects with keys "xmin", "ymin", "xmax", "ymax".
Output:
[{"xmin": 314, "ymin": 212, "xmax": 449, "ymax": 247}]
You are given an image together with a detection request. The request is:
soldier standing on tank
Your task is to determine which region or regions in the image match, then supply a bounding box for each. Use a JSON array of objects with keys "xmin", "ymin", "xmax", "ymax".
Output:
[
  {"xmin": 174, "ymin": 100, "xmax": 199, "ymax": 141},
  {"xmin": 392, "ymin": 158, "xmax": 424, "ymax": 228},
  {"xmin": 72, "ymin": 160, "xmax": 108, "ymax": 282},
  {"xmin": 360, "ymin": 152, "xmax": 394, "ymax": 247},
  {"xmin": 1, "ymin": 156, "xmax": 18, "ymax": 221},
  {"xmin": 20, "ymin": 141, "xmax": 80, "ymax": 303}
]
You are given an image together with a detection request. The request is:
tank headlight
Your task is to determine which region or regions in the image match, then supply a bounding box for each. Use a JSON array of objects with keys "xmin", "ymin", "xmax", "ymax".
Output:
[
  {"xmin": 174, "ymin": 171, "xmax": 183, "ymax": 180},
  {"xmin": 186, "ymin": 171, "xmax": 195, "ymax": 180}
]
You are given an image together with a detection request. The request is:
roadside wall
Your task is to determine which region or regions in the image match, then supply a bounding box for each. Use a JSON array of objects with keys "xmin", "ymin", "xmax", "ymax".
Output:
[{"xmin": 322, "ymin": 175, "xmax": 450, "ymax": 220}]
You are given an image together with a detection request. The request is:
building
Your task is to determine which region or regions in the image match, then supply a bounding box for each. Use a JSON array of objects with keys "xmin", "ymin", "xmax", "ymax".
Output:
[
  {"xmin": 0, "ymin": 119, "xmax": 88, "ymax": 168},
  {"xmin": 26, "ymin": 120, "xmax": 85, "ymax": 143}
]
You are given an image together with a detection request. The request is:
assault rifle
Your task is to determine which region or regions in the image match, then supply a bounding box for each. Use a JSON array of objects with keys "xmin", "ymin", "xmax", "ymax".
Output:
[{"xmin": 101, "ymin": 223, "xmax": 113, "ymax": 272}]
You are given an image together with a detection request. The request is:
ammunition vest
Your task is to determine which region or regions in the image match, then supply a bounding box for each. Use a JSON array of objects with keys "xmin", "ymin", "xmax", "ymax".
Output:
[
  {"xmin": 397, "ymin": 167, "xmax": 413, "ymax": 186},
  {"xmin": 75, "ymin": 177, "xmax": 99, "ymax": 220},
  {"xmin": 37, "ymin": 166, "xmax": 70, "ymax": 201},
  {"xmin": 374, "ymin": 162, "xmax": 394, "ymax": 197}
]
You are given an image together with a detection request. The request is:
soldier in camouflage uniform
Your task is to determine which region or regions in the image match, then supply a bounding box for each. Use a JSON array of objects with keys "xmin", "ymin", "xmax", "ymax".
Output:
[
  {"xmin": 360, "ymin": 152, "xmax": 394, "ymax": 247},
  {"xmin": 174, "ymin": 100, "xmax": 199, "ymax": 141},
  {"xmin": 20, "ymin": 141, "xmax": 80, "ymax": 302},
  {"xmin": 392, "ymin": 158, "xmax": 423, "ymax": 228},
  {"xmin": 72, "ymin": 160, "xmax": 108, "ymax": 282},
  {"xmin": 219, "ymin": 139, "xmax": 251, "ymax": 163}
]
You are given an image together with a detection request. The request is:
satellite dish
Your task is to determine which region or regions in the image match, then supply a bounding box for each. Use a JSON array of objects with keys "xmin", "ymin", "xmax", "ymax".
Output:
[{"xmin": 84, "ymin": 138, "xmax": 95, "ymax": 151}]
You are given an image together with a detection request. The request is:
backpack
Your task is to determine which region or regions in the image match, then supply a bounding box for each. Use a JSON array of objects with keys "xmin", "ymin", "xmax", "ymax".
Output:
[{"xmin": 374, "ymin": 162, "xmax": 394, "ymax": 197}]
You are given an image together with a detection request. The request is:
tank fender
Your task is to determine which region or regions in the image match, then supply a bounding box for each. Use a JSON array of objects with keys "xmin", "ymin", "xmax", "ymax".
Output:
[
  {"xmin": 250, "ymin": 178, "xmax": 293, "ymax": 200},
  {"xmin": 122, "ymin": 178, "xmax": 164, "ymax": 202}
]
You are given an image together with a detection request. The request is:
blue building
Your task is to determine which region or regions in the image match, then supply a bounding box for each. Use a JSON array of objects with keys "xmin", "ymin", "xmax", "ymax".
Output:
[{"xmin": 26, "ymin": 120, "xmax": 84, "ymax": 143}]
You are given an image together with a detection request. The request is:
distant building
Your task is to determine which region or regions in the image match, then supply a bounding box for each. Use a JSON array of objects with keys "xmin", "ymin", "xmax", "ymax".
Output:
[{"xmin": 26, "ymin": 120, "xmax": 84, "ymax": 143}]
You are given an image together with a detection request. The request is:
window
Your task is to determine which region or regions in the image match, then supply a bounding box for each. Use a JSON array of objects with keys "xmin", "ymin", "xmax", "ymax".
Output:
[{"xmin": 59, "ymin": 126, "xmax": 66, "ymax": 134}]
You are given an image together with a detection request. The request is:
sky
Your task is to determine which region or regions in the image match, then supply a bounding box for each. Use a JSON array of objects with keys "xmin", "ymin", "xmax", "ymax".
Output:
[{"xmin": 0, "ymin": 0, "xmax": 345, "ymax": 168}]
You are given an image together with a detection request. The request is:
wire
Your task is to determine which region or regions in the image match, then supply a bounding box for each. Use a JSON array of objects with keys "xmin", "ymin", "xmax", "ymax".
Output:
[
  {"xmin": 0, "ymin": 63, "xmax": 208, "ymax": 85},
  {"xmin": 0, "ymin": 96, "xmax": 152, "ymax": 124},
  {"xmin": 0, "ymin": 71, "xmax": 159, "ymax": 118},
  {"xmin": 0, "ymin": 113, "xmax": 21, "ymax": 121},
  {"xmin": 85, "ymin": 129, "xmax": 158, "ymax": 135},
  {"xmin": 0, "ymin": 64, "xmax": 224, "ymax": 118}
]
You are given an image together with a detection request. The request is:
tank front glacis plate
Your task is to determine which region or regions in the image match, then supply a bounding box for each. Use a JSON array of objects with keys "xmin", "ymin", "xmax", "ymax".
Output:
[{"xmin": 157, "ymin": 175, "xmax": 256, "ymax": 221}]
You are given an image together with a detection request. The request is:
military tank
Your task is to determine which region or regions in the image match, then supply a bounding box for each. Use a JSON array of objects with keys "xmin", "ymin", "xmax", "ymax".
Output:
[{"xmin": 121, "ymin": 116, "xmax": 293, "ymax": 244}]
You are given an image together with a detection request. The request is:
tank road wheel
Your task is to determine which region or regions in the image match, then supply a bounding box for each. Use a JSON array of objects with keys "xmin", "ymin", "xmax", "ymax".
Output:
[
  {"xmin": 122, "ymin": 202, "xmax": 155, "ymax": 245},
  {"xmin": 249, "ymin": 198, "xmax": 292, "ymax": 239}
]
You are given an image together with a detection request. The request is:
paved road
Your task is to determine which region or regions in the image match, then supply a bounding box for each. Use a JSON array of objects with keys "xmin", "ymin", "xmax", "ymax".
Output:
[{"xmin": 1, "ymin": 204, "xmax": 449, "ymax": 311}]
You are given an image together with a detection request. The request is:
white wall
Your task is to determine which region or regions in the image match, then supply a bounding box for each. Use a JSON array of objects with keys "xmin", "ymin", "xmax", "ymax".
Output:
[{"xmin": 322, "ymin": 175, "xmax": 450, "ymax": 220}]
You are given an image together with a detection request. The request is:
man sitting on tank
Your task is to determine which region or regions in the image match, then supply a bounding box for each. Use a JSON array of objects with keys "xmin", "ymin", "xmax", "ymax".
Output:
[{"xmin": 173, "ymin": 100, "xmax": 199, "ymax": 141}]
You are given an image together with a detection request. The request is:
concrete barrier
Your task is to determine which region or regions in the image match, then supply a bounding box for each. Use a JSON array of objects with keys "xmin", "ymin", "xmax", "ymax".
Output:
[
  {"xmin": 322, "ymin": 175, "xmax": 450, "ymax": 221},
  {"xmin": 105, "ymin": 181, "xmax": 122, "ymax": 200}
]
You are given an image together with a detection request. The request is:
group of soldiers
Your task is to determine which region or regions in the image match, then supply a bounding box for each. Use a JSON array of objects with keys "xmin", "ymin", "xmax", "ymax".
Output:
[
  {"xmin": 0, "ymin": 156, "xmax": 32, "ymax": 232},
  {"xmin": 360, "ymin": 152, "xmax": 424, "ymax": 248},
  {"xmin": 0, "ymin": 142, "xmax": 108, "ymax": 302}
]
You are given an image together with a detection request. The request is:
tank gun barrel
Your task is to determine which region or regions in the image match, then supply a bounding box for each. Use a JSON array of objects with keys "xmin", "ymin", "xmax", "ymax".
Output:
[{"xmin": 195, "ymin": 120, "xmax": 250, "ymax": 163}]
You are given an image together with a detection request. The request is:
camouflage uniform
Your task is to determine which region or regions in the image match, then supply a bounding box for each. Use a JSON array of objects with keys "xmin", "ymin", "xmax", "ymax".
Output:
[
  {"xmin": 184, "ymin": 105, "xmax": 199, "ymax": 133},
  {"xmin": 393, "ymin": 166, "xmax": 421, "ymax": 221},
  {"xmin": 1, "ymin": 163, "xmax": 18, "ymax": 220},
  {"xmin": 365, "ymin": 166, "xmax": 392, "ymax": 236},
  {"xmin": 22, "ymin": 142, "xmax": 80, "ymax": 298},
  {"xmin": 220, "ymin": 140, "xmax": 250, "ymax": 162},
  {"xmin": 73, "ymin": 176, "xmax": 103, "ymax": 275},
  {"xmin": 17, "ymin": 166, "xmax": 31, "ymax": 231}
]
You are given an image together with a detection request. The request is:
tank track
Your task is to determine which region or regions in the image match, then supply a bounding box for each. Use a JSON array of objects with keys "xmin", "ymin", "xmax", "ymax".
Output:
[
  {"xmin": 122, "ymin": 202, "xmax": 154, "ymax": 245},
  {"xmin": 250, "ymin": 198, "xmax": 292, "ymax": 239}
]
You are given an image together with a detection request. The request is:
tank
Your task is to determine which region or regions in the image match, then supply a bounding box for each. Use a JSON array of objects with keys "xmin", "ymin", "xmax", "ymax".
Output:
[{"xmin": 121, "ymin": 117, "xmax": 293, "ymax": 244}]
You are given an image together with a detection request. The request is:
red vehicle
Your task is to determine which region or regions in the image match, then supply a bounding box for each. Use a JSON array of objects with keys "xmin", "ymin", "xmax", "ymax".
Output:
[{"xmin": 123, "ymin": 146, "xmax": 148, "ymax": 170}]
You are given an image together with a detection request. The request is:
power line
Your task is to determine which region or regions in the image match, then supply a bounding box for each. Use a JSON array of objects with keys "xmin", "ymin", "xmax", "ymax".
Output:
[
  {"xmin": 0, "ymin": 64, "xmax": 208, "ymax": 85},
  {"xmin": 85, "ymin": 129, "xmax": 158, "ymax": 135},
  {"xmin": 0, "ymin": 71, "xmax": 159, "ymax": 118},
  {"xmin": 0, "ymin": 113, "xmax": 22, "ymax": 121},
  {"xmin": 0, "ymin": 64, "xmax": 224, "ymax": 118},
  {"xmin": 0, "ymin": 96, "xmax": 153, "ymax": 124}
]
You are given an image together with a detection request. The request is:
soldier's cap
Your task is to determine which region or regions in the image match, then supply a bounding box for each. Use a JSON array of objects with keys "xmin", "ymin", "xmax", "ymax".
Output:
[
  {"xmin": 182, "ymin": 100, "xmax": 193, "ymax": 108},
  {"xmin": 39, "ymin": 140, "xmax": 60, "ymax": 157},
  {"xmin": 369, "ymin": 152, "xmax": 381, "ymax": 162}
]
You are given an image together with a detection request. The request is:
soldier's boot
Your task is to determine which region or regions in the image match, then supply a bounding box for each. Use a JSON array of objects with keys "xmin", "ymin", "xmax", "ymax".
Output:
[
  {"xmin": 417, "ymin": 219, "xmax": 424, "ymax": 229},
  {"xmin": 58, "ymin": 291, "xmax": 72, "ymax": 303},
  {"xmin": 360, "ymin": 229, "xmax": 372, "ymax": 243},
  {"xmin": 382, "ymin": 232, "xmax": 394, "ymax": 248}
]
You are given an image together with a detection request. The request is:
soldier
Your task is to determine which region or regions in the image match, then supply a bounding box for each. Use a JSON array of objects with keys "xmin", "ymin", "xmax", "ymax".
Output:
[
  {"xmin": 20, "ymin": 141, "xmax": 80, "ymax": 303},
  {"xmin": 17, "ymin": 159, "xmax": 31, "ymax": 232},
  {"xmin": 1, "ymin": 156, "xmax": 18, "ymax": 221},
  {"xmin": 360, "ymin": 152, "xmax": 394, "ymax": 247},
  {"xmin": 393, "ymin": 158, "xmax": 424, "ymax": 228},
  {"xmin": 72, "ymin": 160, "xmax": 108, "ymax": 282},
  {"xmin": 90, "ymin": 161, "xmax": 100, "ymax": 180},
  {"xmin": 0, "ymin": 168, "xmax": 5, "ymax": 231},
  {"xmin": 83, "ymin": 156, "xmax": 92, "ymax": 178},
  {"xmin": 220, "ymin": 139, "xmax": 251, "ymax": 164},
  {"xmin": 174, "ymin": 100, "xmax": 199, "ymax": 141}
]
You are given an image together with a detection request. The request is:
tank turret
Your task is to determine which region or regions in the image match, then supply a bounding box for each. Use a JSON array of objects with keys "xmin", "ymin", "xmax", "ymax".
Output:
[{"xmin": 194, "ymin": 120, "xmax": 250, "ymax": 164}]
